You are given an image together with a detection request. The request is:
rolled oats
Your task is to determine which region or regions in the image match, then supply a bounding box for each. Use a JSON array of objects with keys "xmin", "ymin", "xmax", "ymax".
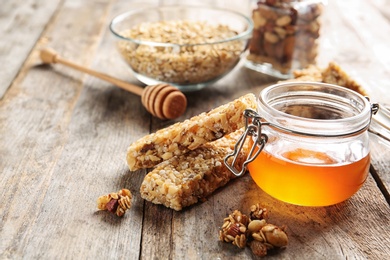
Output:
[{"xmin": 117, "ymin": 20, "xmax": 244, "ymax": 85}]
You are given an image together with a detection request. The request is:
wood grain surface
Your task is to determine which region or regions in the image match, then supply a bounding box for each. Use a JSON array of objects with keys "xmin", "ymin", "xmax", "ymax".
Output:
[
  {"xmin": 0, "ymin": 0, "xmax": 61, "ymax": 98},
  {"xmin": 1, "ymin": 0, "xmax": 389, "ymax": 259}
]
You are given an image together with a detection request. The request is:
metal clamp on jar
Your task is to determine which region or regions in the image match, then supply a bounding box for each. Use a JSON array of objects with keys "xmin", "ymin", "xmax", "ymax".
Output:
[{"xmin": 225, "ymin": 82, "xmax": 379, "ymax": 206}]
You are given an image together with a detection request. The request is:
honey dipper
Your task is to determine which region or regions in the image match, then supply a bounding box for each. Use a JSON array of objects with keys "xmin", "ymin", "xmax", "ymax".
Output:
[{"xmin": 39, "ymin": 48, "xmax": 187, "ymax": 120}]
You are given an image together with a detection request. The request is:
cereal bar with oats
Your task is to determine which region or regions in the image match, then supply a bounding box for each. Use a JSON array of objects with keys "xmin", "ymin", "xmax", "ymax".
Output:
[
  {"xmin": 126, "ymin": 93, "xmax": 256, "ymax": 171},
  {"xmin": 321, "ymin": 62, "xmax": 368, "ymax": 96},
  {"xmin": 287, "ymin": 62, "xmax": 368, "ymax": 96},
  {"xmin": 140, "ymin": 129, "xmax": 248, "ymax": 211},
  {"xmin": 291, "ymin": 64, "xmax": 323, "ymax": 82}
]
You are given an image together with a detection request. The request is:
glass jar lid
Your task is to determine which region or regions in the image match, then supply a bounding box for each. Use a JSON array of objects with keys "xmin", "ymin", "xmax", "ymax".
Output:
[{"xmin": 257, "ymin": 82, "xmax": 373, "ymax": 137}]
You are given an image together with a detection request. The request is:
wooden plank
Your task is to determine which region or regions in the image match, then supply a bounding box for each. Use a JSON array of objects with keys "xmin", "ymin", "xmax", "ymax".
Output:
[
  {"xmin": 0, "ymin": 0, "xmax": 135, "ymax": 258},
  {"xmin": 318, "ymin": 0, "xmax": 390, "ymax": 193},
  {"xmin": 98, "ymin": 14, "xmax": 196, "ymax": 259},
  {"xmin": 1, "ymin": 0, "xmax": 390, "ymax": 259},
  {"xmin": 370, "ymin": 0, "xmax": 390, "ymax": 21},
  {"xmin": 369, "ymin": 134, "xmax": 390, "ymax": 202},
  {"xmin": 0, "ymin": 0, "xmax": 61, "ymax": 98},
  {"xmin": 318, "ymin": 0, "xmax": 390, "ymax": 104}
]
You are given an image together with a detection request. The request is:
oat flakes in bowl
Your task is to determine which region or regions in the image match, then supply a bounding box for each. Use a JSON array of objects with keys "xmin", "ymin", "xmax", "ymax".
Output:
[{"xmin": 109, "ymin": 5, "xmax": 253, "ymax": 91}]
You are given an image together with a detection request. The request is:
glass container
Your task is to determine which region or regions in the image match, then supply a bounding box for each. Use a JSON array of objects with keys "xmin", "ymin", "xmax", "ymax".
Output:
[
  {"xmin": 110, "ymin": 6, "xmax": 253, "ymax": 92},
  {"xmin": 246, "ymin": 0, "xmax": 326, "ymax": 78},
  {"xmin": 225, "ymin": 82, "xmax": 378, "ymax": 206}
]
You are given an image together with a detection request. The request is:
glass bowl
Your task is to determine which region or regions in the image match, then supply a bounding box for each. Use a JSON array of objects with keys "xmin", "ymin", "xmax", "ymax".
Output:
[{"xmin": 109, "ymin": 5, "xmax": 253, "ymax": 92}]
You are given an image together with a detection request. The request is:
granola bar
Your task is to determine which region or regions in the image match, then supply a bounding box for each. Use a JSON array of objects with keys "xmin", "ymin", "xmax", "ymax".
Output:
[
  {"xmin": 126, "ymin": 94, "xmax": 256, "ymax": 171},
  {"xmin": 140, "ymin": 129, "xmax": 248, "ymax": 211},
  {"xmin": 292, "ymin": 64, "xmax": 323, "ymax": 82},
  {"xmin": 321, "ymin": 62, "xmax": 368, "ymax": 96},
  {"xmin": 288, "ymin": 62, "xmax": 368, "ymax": 96}
]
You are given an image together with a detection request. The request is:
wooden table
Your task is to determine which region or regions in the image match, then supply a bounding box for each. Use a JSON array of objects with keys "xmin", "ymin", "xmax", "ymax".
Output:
[{"xmin": 1, "ymin": 0, "xmax": 389, "ymax": 259}]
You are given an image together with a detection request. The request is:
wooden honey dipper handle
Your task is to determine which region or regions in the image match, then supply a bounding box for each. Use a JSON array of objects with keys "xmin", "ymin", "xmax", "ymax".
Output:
[
  {"xmin": 40, "ymin": 48, "xmax": 143, "ymax": 96},
  {"xmin": 39, "ymin": 48, "xmax": 187, "ymax": 119}
]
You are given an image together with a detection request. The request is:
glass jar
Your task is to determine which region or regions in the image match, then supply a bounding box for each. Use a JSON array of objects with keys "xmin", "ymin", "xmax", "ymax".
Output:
[
  {"xmin": 225, "ymin": 82, "xmax": 378, "ymax": 206},
  {"xmin": 246, "ymin": 0, "xmax": 326, "ymax": 78}
]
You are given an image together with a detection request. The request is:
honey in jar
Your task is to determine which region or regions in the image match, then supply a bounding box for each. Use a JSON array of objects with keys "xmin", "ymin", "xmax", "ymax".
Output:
[
  {"xmin": 248, "ymin": 148, "xmax": 370, "ymax": 206},
  {"xmin": 225, "ymin": 82, "xmax": 377, "ymax": 206}
]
